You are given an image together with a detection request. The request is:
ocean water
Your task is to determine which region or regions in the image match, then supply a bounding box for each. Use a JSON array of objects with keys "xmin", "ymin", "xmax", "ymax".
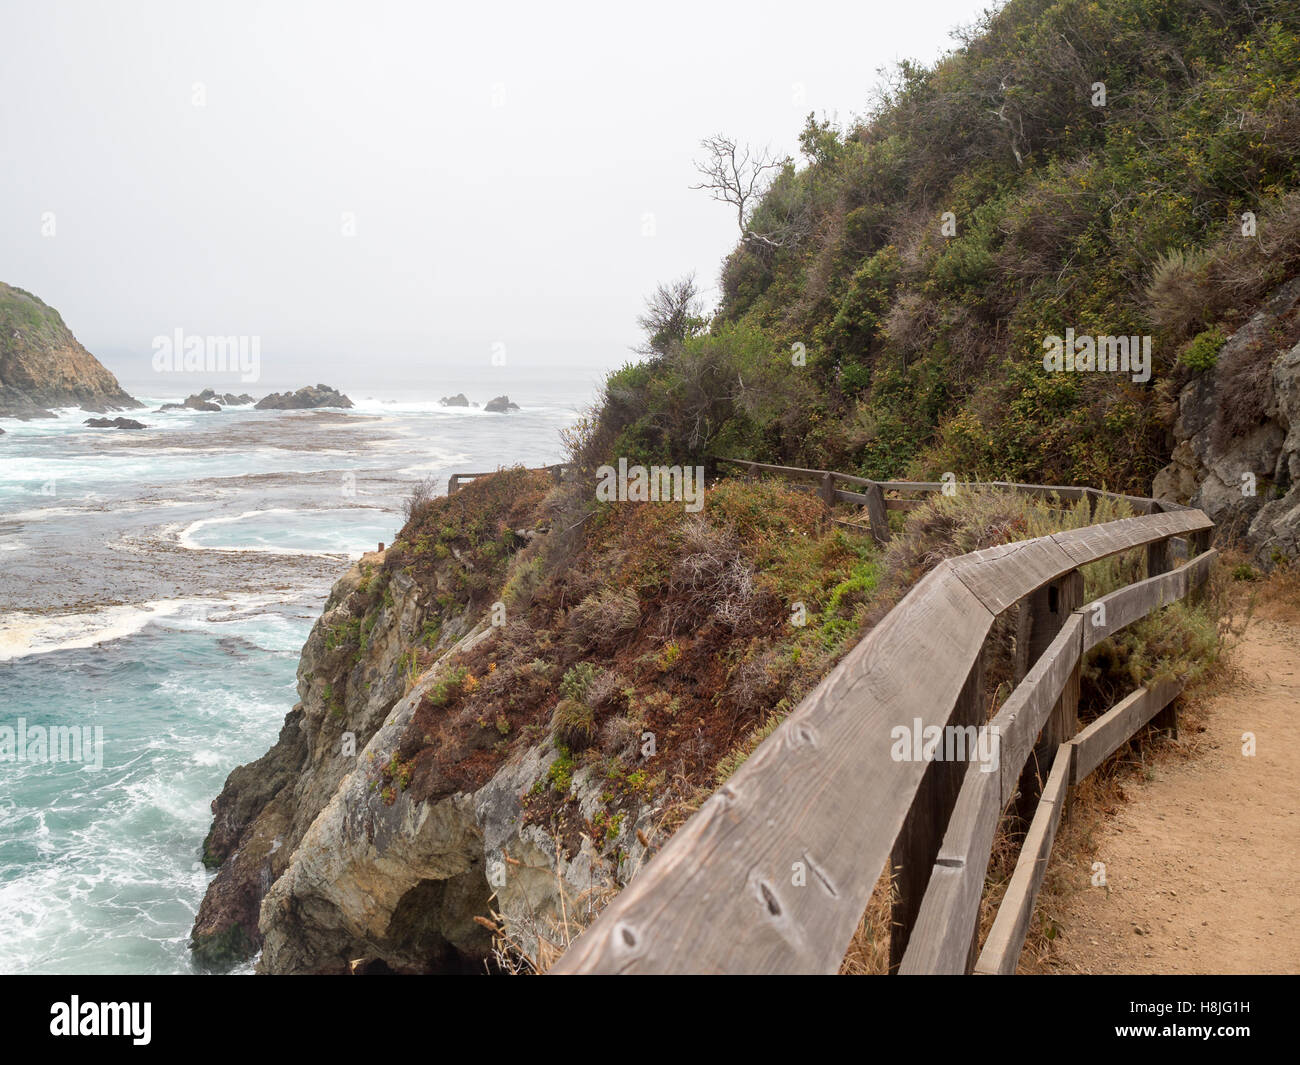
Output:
[{"xmin": 0, "ymin": 389, "xmax": 587, "ymax": 973}]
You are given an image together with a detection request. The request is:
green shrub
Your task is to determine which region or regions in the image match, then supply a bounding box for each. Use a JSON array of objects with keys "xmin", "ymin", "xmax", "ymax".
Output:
[{"xmin": 1181, "ymin": 327, "xmax": 1226, "ymax": 372}]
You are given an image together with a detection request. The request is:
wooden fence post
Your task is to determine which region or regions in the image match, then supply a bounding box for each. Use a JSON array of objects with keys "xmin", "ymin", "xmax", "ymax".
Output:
[
  {"xmin": 1187, "ymin": 527, "xmax": 1213, "ymax": 608},
  {"xmin": 889, "ymin": 649, "xmax": 985, "ymax": 972},
  {"xmin": 448, "ymin": 475, "xmax": 459, "ymax": 495},
  {"xmin": 1148, "ymin": 535, "xmax": 1178, "ymax": 738},
  {"xmin": 819, "ymin": 471, "xmax": 836, "ymax": 510},
  {"xmin": 1014, "ymin": 570, "xmax": 1083, "ymax": 823},
  {"xmin": 863, "ymin": 481, "xmax": 891, "ymax": 547},
  {"xmin": 1012, "ymin": 600, "xmax": 1033, "ymax": 684},
  {"xmin": 1147, "ymin": 535, "xmax": 1171, "ymax": 579}
]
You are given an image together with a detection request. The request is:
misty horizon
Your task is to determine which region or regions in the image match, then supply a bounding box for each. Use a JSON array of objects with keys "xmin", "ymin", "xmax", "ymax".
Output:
[{"xmin": 1, "ymin": 0, "xmax": 986, "ymax": 395}]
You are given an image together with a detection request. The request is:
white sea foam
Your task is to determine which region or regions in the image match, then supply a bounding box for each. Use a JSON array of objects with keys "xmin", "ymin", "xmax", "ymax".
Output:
[
  {"xmin": 0, "ymin": 601, "xmax": 189, "ymax": 662},
  {"xmin": 0, "ymin": 590, "xmax": 301, "ymax": 662},
  {"xmin": 176, "ymin": 507, "xmax": 391, "ymax": 558}
]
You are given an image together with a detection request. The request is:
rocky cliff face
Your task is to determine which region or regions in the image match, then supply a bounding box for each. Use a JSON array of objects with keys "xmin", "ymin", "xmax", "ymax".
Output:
[
  {"xmin": 0, "ymin": 283, "xmax": 141, "ymax": 419},
  {"xmin": 191, "ymin": 471, "xmax": 654, "ymax": 973},
  {"xmin": 1154, "ymin": 278, "xmax": 1300, "ymax": 565}
]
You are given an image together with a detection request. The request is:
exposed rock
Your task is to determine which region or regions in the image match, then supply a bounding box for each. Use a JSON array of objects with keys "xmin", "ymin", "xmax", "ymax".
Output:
[
  {"xmin": 255, "ymin": 637, "xmax": 653, "ymax": 974},
  {"xmin": 484, "ymin": 395, "xmax": 519, "ymax": 412},
  {"xmin": 254, "ymin": 383, "xmax": 354, "ymax": 410},
  {"xmin": 83, "ymin": 417, "xmax": 147, "ymax": 429},
  {"xmin": 198, "ymin": 388, "xmax": 255, "ymax": 406},
  {"xmin": 0, "ymin": 282, "xmax": 141, "ymax": 419},
  {"xmin": 190, "ymin": 553, "xmax": 473, "ymax": 968},
  {"xmin": 156, "ymin": 390, "xmax": 249, "ymax": 412},
  {"xmin": 192, "ymin": 491, "xmax": 653, "ymax": 974},
  {"xmin": 439, "ymin": 393, "xmax": 470, "ymax": 407},
  {"xmin": 1154, "ymin": 277, "xmax": 1300, "ymax": 564}
]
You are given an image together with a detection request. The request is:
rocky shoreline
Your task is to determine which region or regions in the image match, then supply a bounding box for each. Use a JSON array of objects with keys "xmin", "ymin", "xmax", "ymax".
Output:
[{"xmin": 191, "ymin": 532, "xmax": 652, "ymax": 973}]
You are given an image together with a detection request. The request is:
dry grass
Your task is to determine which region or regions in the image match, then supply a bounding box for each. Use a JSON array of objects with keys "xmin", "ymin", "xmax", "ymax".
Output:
[
  {"xmin": 481, "ymin": 844, "xmax": 621, "ymax": 975},
  {"xmin": 1251, "ymin": 557, "xmax": 1300, "ymax": 624}
]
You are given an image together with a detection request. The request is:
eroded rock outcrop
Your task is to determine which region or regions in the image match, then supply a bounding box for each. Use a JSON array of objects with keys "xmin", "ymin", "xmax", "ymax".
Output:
[
  {"xmin": 0, "ymin": 282, "xmax": 141, "ymax": 419},
  {"xmin": 255, "ymin": 384, "xmax": 354, "ymax": 410},
  {"xmin": 254, "ymin": 647, "xmax": 654, "ymax": 974},
  {"xmin": 192, "ymin": 471, "xmax": 657, "ymax": 974},
  {"xmin": 190, "ymin": 552, "xmax": 447, "ymax": 968},
  {"xmin": 1154, "ymin": 278, "xmax": 1300, "ymax": 564}
]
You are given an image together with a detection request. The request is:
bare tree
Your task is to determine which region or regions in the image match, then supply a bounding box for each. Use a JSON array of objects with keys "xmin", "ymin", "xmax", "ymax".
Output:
[
  {"xmin": 691, "ymin": 134, "xmax": 791, "ymax": 245},
  {"xmin": 634, "ymin": 273, "xmax": 705, "ymax": 357}
]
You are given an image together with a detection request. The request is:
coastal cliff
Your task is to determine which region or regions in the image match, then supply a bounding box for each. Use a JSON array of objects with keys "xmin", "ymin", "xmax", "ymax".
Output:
[
  {"xmin": 0, "ymin": 283, "xmax": 140, "ymax": 419},
  {"xmin": 191, "ymin": 470, "xmax": 885, "ymax": 972},
  {"xmin": 191, "ymin": 469, "xmax": 656, "ymax": 972}
]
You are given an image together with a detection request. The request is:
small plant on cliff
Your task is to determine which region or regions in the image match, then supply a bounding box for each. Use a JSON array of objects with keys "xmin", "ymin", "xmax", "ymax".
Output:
[
  {"xmin": 403, "ymin": 474, "xmax": 439, "ymax": 526},
  {"xmin": 548, "ymin": 747, "xmax": 576, "ymax": 793},
  {"xmin": 552, "ymin": 698, "xmax": 596, "ymax": 752},
  {"xmin": 655, "ymin": 641, "xmax": 682, "ymax": 671},
  {"xmin": 559, "ymin": 661, "xmax": 600, "ymax": 702},
  {"xmin": 1181, "ymin": 326, "xmax": 1226, "ymax": 372},
  {"xmin": 428, "ymin": 665, "xmax": 471, "ymax": 707}
]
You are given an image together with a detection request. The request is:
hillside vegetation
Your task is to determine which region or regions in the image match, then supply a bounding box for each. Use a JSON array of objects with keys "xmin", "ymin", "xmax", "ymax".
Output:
[
  {"xmin": 579, "ymin": 0, "xmax": 1300, "ymax": 493},
  {"xmin": 0, "ymin": 282, "xmax": 140, "ymax": 418}
]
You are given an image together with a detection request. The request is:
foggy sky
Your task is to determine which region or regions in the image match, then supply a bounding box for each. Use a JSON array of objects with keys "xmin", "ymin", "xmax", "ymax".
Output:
[{"xmin": 0, "ymin": 0, "xmax": 989, "ymax": 396}]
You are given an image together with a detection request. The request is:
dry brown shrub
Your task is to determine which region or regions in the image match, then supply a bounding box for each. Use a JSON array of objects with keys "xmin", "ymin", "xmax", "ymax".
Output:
[
  {"xmin": 567, "ymin": 588, "xmax": 640, "ymax": 650},
  {"xmin": 663, "ymin": 517, "xmax": 765, "ymax": 634}
]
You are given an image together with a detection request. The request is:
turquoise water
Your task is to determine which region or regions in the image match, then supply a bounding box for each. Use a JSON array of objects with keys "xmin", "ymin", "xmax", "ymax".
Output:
[
  {"xmin": 0, "ymin": 389, "xmax": 583, "ymax": 973},
  {"xmin": 0, "ymin": 609, "xmax": 308, "ymax": 974}
]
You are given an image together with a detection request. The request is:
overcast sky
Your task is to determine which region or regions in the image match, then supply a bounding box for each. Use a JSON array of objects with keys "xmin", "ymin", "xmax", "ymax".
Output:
[{"xmin": 1, "ymin": 0, "xmax": 992, "ymax": 396}]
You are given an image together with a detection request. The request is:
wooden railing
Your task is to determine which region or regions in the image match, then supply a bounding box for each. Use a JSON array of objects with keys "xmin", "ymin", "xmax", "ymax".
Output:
[
  {"xmin": 550, "ymin": 459, "xmax": 1215, "ymax": 975},
  {"xmin": 447, "ymin": 463, "xmax": 567, "ymax": 495}
]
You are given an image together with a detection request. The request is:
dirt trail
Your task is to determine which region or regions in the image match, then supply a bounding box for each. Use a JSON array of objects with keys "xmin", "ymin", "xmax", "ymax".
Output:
[{"xmin": 1042, "ymin": 615, "xmax": 1300, "ymax": 974}]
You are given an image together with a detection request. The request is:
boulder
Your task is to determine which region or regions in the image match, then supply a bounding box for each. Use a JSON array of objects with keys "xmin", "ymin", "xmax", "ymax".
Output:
[
  {"xmin": 439, "ymin": 393, "xmax": 470, "ymax": 407},
  {"xmin": 483, "ymin": 395, "xmax": 519, "ymax": 413},
  {"xmin": 84, "ymin": 417, "xmax": 147, "ymax": 429},
  {"xmin": 255, "ymin": 384, "xmax": 354, "ymax": 410}
]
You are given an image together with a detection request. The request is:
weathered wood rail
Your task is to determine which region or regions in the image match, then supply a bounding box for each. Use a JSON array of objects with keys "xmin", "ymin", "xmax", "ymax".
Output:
[
  {"xmin": 551, "ymin": 459, "xmax": 1216, "ymax": 975},
  {"xmin": 713, "ymin": 457, "xmax": 1188, "ymax": 546},
  {"xmin": 447, "ymin": 462, "xmax": 567, "ymax": 495}
]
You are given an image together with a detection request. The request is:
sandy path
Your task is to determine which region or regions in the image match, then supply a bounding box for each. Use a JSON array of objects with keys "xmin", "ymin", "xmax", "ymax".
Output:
[{"xmin": 1043, "ymin": 615, "xmax": 1300, "ymax": 974}]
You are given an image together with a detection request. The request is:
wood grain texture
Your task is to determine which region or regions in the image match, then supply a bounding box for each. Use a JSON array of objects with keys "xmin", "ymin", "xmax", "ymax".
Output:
[
  {"xmin": 889, "ymin": 653, "xmax": 985, "ymax": 971},
  {"xmin": 1050, "ymin": 511, "xmax": 1210, "ymax": 568},
  {"xmin": 974, "ymin": 744, "xmax": 1073, "ymax": 975},
  {"xmin": 552, "ymin": 561, "xmax": 995, "ymax": 974},
  {"xmin": 550, "ymin": 465, "xmax": 1216, "ymax": 976},
  {"xmin": 899, "ymin": 615, "xmax": 1080, "ymax": 974},
  {"xmin": 1070, "ymin": 678, "xmax": 1186, "ymax": 783},
  {"xmin": 1078, "ymin": 550, "xmax": 1216, "ymax": 652},
  {"xmin": 947, "ymin": 537, "xmax": 1077, "ymax": 615}
]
